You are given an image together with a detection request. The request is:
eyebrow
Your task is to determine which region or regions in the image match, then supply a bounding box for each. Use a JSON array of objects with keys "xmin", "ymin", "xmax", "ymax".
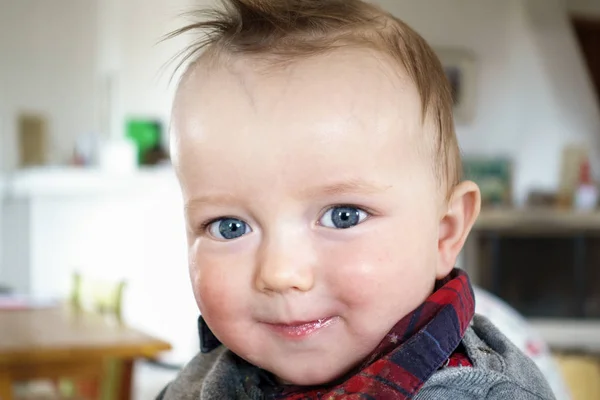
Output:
[
  {"xmin": 185, "ymin": 193, "xmax": 238, "ymax": 211},
  {"xmin": 300, "ymin": 179, "xmax": 391, "ymax": 198},
  {"xmin": 184, "ymin": 179, "xmax": 390, "ymax": 211}
]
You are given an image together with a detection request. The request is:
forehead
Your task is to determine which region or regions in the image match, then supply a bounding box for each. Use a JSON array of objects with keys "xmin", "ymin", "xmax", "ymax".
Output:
[
  {"xmin": 173, "ymin": 48, "xmax": 420, "ymax": 133},
  {"xmin": 171, "ymin": 48, "xmax": 429, "ymax": 196}
]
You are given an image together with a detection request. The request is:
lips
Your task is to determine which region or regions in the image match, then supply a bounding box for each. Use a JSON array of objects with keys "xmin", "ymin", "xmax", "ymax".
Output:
[{"xmin": 265, "ymin": 316, "xmax": 337, "ymax": 339}]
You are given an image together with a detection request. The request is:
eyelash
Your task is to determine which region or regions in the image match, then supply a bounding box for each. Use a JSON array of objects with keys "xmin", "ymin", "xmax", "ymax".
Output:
[
  {"xmin": 317, "ymin": 204, "xmax": 371, "ymax": 224},
  {"xmin": 199, "ymin": 216, "xmax": 234, "ymax": 233}
]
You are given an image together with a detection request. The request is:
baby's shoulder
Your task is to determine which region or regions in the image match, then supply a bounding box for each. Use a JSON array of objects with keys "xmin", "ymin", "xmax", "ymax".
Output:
[{"xmin": 417, "ymin": 315, "xmax": 556, "ymax": 400}]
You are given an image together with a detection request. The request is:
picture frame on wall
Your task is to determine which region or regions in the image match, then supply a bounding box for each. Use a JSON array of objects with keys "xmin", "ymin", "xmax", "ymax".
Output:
[{"xmin": 435, "ymin": 48, "xmax": 477, "ymax": 124}]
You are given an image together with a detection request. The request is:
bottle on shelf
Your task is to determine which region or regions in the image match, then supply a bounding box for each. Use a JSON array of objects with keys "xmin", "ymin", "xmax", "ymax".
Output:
[{"xmin": 573, "ymin": 157, "xmax": 598, "ymax": 211}]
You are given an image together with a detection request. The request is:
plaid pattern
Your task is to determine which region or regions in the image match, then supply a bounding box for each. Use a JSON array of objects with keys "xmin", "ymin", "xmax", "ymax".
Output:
[
  {"xmin": 446, "ymin": 349, "xmax": 472, "ymax": 368},
  {"xmin": 277, "ymin": 268, "xmax": 475, "ymax": 399}
]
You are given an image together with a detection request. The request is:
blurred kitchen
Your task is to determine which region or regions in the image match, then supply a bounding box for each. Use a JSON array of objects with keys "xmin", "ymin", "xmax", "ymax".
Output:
[{"xmin": 1, "ymin": 0, "xmax": 600, "ymax": 399}]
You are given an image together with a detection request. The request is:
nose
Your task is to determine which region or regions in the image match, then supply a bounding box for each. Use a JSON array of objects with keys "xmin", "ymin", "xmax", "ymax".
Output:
[{"xmin": 254, "ymin": 233, "xmax": 316, "ymax": 294}]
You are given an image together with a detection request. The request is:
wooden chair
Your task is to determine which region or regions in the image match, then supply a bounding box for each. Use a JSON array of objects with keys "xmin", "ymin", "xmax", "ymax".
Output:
[
  {"xmin": 69, "ymin": 273, "xmax": 126, "ymax": 324},
  {"xmin": 14, "ymin": 273, "xmax": 128, "ymax": 400},
  {"xmin": 65, "ymin": 273, "xmax": 128, "ymax": 400}
]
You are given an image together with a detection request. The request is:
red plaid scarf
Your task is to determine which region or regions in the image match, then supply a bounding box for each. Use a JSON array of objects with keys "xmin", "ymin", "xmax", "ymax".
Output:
[{"xmin": 276, "ymin": 268, "xmax": 475, "ymax": 399}]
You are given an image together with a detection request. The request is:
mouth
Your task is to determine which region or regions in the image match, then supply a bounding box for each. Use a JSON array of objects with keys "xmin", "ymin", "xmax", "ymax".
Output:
[{"xmin": 264, "ymin": 316, "xmax": 338, "ymax": 339}]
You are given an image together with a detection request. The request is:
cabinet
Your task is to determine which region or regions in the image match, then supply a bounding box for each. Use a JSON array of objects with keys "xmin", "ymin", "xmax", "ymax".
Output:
[{"xmin": 464, "ymin": 209, "xmax": 600, "ymax": 352}]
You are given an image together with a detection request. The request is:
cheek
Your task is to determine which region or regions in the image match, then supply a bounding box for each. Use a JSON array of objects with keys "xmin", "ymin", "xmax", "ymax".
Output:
[
  {"xmin": 189, "ymin": 246, "xmax": 248, "ymax": 326},
  {"xmin": 326, "ymin": 219, "xmax": 438, "ymax": 308}
]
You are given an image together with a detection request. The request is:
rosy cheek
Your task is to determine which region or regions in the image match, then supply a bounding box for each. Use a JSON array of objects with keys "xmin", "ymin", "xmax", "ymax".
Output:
[
  {"xmin": 197, "ymin": 276, "xmax": 226, "ymax": 315},
  {"xmin": 192, "ymin": 256, "xmax": 255, "ymax": 355},
  {"xmin": 190, "ymin": 252, "xmax": 235, "ymax": 317},
  {"xmin": 325, "ymin": 235, "xmax": 418, "ymax": 306},
  {"xmin": 326, "ymin": 247, "xmax": 385, "ymax": 303}
]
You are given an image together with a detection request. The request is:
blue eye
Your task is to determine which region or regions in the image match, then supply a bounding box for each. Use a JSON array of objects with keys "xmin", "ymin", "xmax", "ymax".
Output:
[
  {"xmin": 207, "ymin": 218, "xmax": 251, "ymax": 240},
  {"xmin": 319, "ymin": 206, "xmax": 368, "ymax": 229}
]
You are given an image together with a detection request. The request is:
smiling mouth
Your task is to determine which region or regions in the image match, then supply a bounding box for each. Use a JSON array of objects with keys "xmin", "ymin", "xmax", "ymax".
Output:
[{"xmin": 265, "ymin": 317, "xmax": 338, "ymax": 339}]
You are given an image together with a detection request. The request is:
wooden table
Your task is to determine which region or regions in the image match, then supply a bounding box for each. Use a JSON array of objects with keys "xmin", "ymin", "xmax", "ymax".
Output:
[{"xmin": 0, "ymin": 306, "xmax": 171, "ymax": 400}]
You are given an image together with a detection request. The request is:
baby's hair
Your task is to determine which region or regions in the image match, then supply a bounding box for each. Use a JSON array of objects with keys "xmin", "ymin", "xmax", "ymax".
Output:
[{"xmin": 168, "ymin": 0, "xmax": 462, "ymax": 196}]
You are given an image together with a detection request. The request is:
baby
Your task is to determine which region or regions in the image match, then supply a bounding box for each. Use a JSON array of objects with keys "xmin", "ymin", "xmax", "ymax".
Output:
[{"xmin": 159, "ymin": 0, "xmax": 555, "ymax": 398}]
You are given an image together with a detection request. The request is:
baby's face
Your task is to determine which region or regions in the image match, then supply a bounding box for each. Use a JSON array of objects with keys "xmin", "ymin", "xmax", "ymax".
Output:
[{"xmin": 172, "ymin": 48, "xmax": 445, "ymax": 385}]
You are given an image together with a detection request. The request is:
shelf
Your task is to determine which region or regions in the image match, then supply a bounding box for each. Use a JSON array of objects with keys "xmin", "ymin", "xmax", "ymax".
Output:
[
  {"xmin": 530, "ymin": 319, "xmax": 600, "ymax": 353},
  {"xmin": 0, "ymin": 166, "xmax": 177, "ymax": 198},
  {"xmin": 475, "ymin": 209, "xmax": 600, "ymax": 231}
]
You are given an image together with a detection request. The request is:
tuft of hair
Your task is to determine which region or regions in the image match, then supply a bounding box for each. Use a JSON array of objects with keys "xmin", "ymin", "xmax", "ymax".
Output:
[{"xmin": 167, "ymin": 0, "xmax": 462, "ymax": 196}]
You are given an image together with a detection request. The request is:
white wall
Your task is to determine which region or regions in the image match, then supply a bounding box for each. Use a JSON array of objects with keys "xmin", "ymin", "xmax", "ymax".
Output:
[
  {"xmin": 0, "ymin": 0, "xmax": 196, "ymax": 163},
  {"xmin": 0, "ymin": 197, "xmax": 4, "ymax": 281},
  {"xmin": 0, "ymin": 0, "xmax": 98, "ymax": 169},
  {"xmin": 1, "ymin": 198, "xmax": 31, "ymax": 293},
  {"xmin": 373, "ymin": 0, "xmax": 519, "ymax": 148},
  {"xmin": 0, "ymin": 0, "xmax": 98, "ymax": 288},
  {"xmin": 375, "ymin": 0, "xmax": 600, "ymax": 204},
  {"xmin": 98, "ymin": 0, "xmax": 207, "ymax": 145},
  {"xmin": 513, "ymin": 0, "xmax": 600, "ymax": 202},
  {"xmin": 0, "ymin": 116, "xmax": 5, "ymax": 280}
]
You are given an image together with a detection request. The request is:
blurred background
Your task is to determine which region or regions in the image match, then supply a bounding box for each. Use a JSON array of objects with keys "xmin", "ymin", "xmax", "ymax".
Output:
[{"xmin": 1, "ymin": 0, "xmax": 600, "ymax": 399}]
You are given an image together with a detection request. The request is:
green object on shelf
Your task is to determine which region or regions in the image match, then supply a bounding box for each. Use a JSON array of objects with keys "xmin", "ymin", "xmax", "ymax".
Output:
[
  {"xmin": 463, "ymin": 157, "xmax": 512, "ymax": 207},
  {"xmin": 125, "ymin": 119, "xmax": 161, "ymax": 165}
]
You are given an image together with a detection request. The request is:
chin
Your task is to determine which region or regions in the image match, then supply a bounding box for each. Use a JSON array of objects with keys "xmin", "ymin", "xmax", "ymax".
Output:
[{"xmin": 273, "ymin": 361, "xmax": 353, "ymax": 387}]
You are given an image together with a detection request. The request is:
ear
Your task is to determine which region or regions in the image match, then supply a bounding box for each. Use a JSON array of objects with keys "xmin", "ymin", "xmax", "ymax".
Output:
[{"xmin": 437, "ymin": 181, "xmax": 481, "ymax": 279}]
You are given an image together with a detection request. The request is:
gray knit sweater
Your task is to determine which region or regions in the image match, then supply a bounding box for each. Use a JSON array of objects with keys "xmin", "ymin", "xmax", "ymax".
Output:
[{"xmin": 158, "ymin": 315, "xmax": 556, "ymax": 399}]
